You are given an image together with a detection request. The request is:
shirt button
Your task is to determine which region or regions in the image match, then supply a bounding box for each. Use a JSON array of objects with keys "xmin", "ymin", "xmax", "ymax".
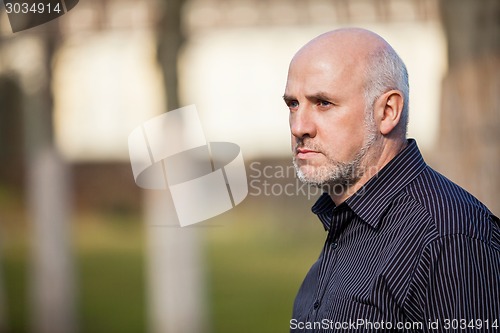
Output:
[
  {"xmin": 331, "ymin": 242, "xmax": 338, "ymax": 249},
  {"xmin": 313, "ymin": 300, "xmax": 320, "ymax": 309}
]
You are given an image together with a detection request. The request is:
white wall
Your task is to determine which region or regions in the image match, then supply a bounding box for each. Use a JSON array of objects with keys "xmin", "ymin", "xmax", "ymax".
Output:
[{"xmin": 53, "ymin": 22, "xmax": 446, "ymax": 161}]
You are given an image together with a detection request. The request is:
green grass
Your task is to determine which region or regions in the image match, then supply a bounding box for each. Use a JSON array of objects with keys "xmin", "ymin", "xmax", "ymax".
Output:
[
  {"xmin": 75, "ymin": 213, "xmax": 146, "ymax": 333},
  {"xmin": 0, "ymin": 190, "xmax": 325, "ymax": 333}
]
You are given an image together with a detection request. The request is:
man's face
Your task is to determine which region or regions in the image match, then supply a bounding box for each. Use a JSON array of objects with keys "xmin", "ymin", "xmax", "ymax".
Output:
[{"xmin": 284, "ymin": 49, "xmax": 379, "ymax": 189}]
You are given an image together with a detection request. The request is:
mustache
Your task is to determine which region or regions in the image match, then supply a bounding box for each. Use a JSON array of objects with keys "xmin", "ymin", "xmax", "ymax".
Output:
[{"xmin": 294, "ymin": 138, "xmax": 323, "ymax": 154}]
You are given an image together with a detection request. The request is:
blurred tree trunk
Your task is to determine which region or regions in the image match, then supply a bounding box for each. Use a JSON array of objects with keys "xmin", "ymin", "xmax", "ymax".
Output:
[
  {"xmin": 22, "ymin": 28, "xmax": 77, "ymax": 333},
  {"xmin": 0, "ymin": 13, "xmax": 10, "ymax": 332},
  {"xmin": 157, "ymin": 0, "xmax": 185, "ymax": 112},
  {"xmin": 146, "ymin": 1, "xmax": 208, "ymax": 333},
  {"xmin": 0, "ymin": 249, "xmax": 5, "ymax": 332},
  {"xmin": 437, "ymin": 0, "xmax": 500, "ymax": 215},
  {"xmin": 0, "ymin": 77, "xmax": 24, "ymax": 188},
  {"xmin": 0, "ymin": 75, "xmax": 22, "ymax": 333}
]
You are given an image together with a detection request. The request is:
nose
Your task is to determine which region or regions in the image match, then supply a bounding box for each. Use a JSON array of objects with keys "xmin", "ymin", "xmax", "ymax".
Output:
[{"xmin": 290, "ymin": 106, "xmax": 316, "ymax": 140}]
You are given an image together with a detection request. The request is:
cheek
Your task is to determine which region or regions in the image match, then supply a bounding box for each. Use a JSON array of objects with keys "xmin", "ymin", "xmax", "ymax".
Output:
[{"xmin": 319, "ymin": 115, "xmax": 366, "ymax": 159}]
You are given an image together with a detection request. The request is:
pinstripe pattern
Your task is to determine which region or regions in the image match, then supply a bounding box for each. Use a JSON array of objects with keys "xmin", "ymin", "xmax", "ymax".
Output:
[{"xmin": 291, "ymin": 139, "xmax": 500, "ymax": 332}]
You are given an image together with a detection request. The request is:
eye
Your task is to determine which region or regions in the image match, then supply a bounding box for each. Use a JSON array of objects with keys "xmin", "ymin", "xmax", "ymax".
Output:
[
  {"xmin": 318, "ymin": 100, "xmax": 332, "ymax": 108},
  {"xmin": 286, "ymin": 100, "xmax": 299, "ymax": 110}
]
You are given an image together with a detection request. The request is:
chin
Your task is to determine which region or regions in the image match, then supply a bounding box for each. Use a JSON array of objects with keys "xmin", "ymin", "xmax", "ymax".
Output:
[
  {"xmin": 297, "ymin": 164, "xmax": 314, "ymax": 175},
  {"xmin": 296, "ymin": 166, "xmax": 323, "ymax": 183}
]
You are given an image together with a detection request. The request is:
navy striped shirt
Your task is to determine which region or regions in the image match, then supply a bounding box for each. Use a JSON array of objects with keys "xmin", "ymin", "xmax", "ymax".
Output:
[{"xmin": 291, "ymin": 139, "xmax": 500, "ymax": 332}]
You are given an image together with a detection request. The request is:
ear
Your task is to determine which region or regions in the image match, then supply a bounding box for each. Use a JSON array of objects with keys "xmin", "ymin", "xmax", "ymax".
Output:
[{"xmin": 374, "ymin": 90, "xmax": 404, "ymax": 136}]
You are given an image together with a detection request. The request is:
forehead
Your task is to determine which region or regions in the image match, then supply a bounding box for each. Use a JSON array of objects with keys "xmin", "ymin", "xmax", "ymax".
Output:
[{"xmin": 285, "ymin": 50, "xmax": 365, "ymax": 96}]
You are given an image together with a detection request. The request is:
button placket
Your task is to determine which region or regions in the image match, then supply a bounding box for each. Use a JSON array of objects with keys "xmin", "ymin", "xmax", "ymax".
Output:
[{"xmin": 308, "ymin": 206, "xmax": 352, "ymax": 322}]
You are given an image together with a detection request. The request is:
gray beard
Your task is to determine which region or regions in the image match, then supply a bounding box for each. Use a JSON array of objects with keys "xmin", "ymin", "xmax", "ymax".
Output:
[{"xmin": 293, "ymin": 123, "xmax": 379, "ymax": 190}]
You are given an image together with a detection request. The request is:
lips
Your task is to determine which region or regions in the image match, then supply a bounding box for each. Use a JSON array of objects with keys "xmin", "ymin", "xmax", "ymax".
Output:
[
  {"xmin": 296, "ymin": 147, "xmax": 320, "ymax": 159},
  {"xmin": 297, "ymin": 148, "xmax": 317, "ymax": 154}
]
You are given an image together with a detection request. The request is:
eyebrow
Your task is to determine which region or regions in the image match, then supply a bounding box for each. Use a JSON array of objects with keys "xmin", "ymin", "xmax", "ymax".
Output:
[
  {"xmin": 306, "ymin": 92, "xmax": 334, "ymax": 101},
  {"xmin": 282, "ymin": 92, "xmax": 334, "ymax": 102}
]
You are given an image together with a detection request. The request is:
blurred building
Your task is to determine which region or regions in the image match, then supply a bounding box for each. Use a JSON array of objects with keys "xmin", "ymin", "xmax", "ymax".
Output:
[{"xmin": 4, "ymin": 0, "xmax": 442, "ymax": 213}]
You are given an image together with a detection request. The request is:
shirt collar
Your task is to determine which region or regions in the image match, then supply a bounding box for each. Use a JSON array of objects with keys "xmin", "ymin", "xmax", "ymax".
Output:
[
  {"xmin": 311, "ymin": 191, "xmax": 336, "ymax": 230},
  {"xmin": 311, "ymin": 139, "xmax": 427, "ymax": 230}
]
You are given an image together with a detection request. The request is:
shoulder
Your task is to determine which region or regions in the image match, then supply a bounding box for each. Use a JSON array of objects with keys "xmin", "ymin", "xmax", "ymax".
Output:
[{"xmin": 404, "ymin": 165, "xmax": 499, "ymax": 246}]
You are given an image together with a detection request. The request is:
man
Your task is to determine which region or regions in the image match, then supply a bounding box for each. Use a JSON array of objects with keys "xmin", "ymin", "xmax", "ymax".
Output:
[{"xmin": 285, "ymin": 28, "xmax": 499, "ymax": 332}]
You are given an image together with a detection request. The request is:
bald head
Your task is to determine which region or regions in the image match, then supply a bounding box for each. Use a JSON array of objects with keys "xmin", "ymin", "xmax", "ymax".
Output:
[
  {"xmin": 288, "ymin": 28, "xmax": 409, "ymax": 138},
  {"xmin": 294, "ymin": 28, "xmax": 390, "ymax": 62}
]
